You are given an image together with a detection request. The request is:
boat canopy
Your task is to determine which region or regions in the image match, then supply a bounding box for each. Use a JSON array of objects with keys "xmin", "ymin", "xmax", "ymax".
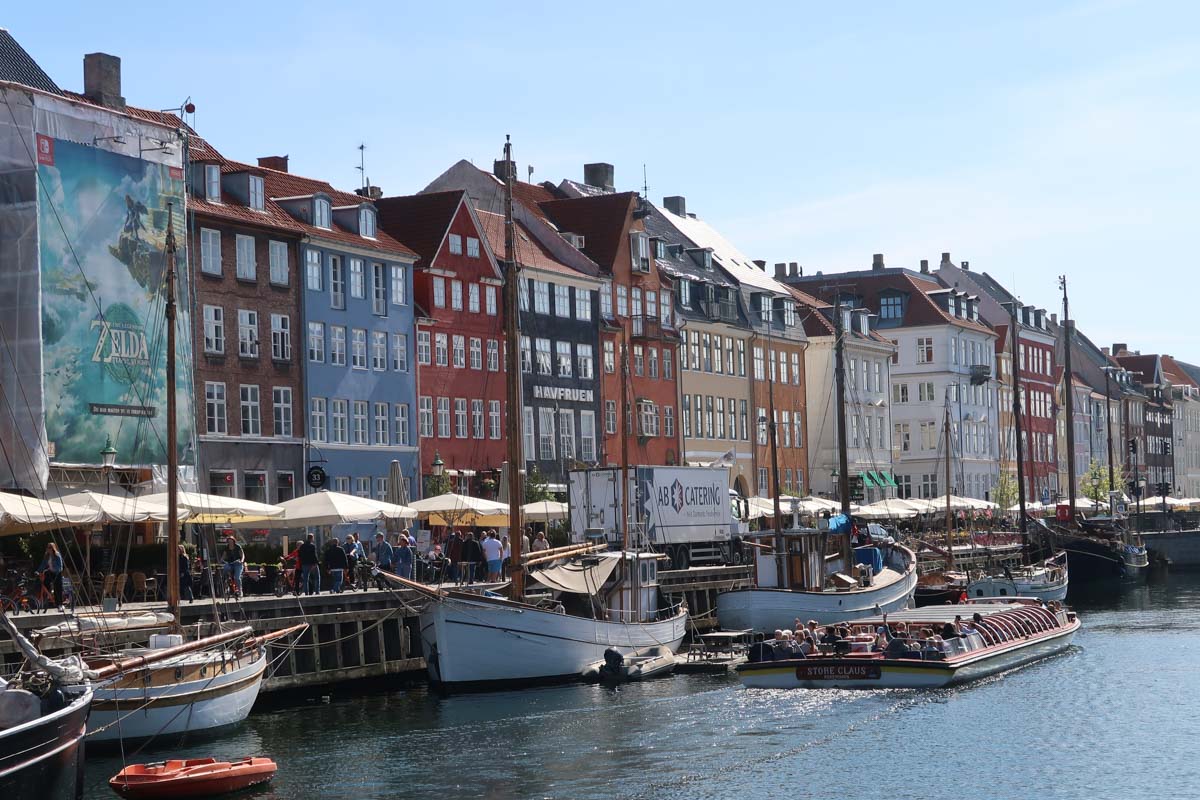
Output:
[{"xmin": 530, "ymin": 555, "xmax": 621, "ymax": 594}]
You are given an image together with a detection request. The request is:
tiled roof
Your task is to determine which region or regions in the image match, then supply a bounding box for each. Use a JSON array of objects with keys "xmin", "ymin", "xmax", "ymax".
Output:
[
  {"xmin": 658, "ymin": 206, "xmax": 789, "ymax": 295},
  {"xmin": 475, "ymin": 209, "xmax": 585, "ymax": 280},
  {"xmin": 538, "ymin": 192, "xmax": 637, "ymax": 272},
  {"xmin": 374, "ymin": 190, "xmax": 465, "ymax": 267},
  {"xmin": 0, "ymin": 29, "xmax": 60, "ymax": 94},
  {"xmin": 1115, "ymin": 354, "xmax": 1159, "ymax": 385},
  {"xmin": 1159, "ymin": 355, "xmax": 1197, "ymax": 389},
  {"xmin": 642, "ymin": 203, "xmax": 735, "ymax": 288},
  {"xmin": 189, "ymin": 195, "xmax": 305, "ymax": 235}
]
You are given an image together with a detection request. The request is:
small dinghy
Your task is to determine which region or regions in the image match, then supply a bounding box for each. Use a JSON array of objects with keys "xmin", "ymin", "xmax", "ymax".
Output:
[
  {"xmin": 109, "ymin": 757, "xmax": 277, "ymax": 798},
  {"xmin": 582, "ymin": 646, "xmax": 677, "ymax": 685}
]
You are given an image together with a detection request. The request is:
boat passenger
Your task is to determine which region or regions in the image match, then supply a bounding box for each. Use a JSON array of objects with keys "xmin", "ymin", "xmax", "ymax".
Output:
[
  {"xmin": 806, "ymin": 620, "xmax": 821, "ymax": 643},
  {"xmin": 884, "ymin": 633, "xmax": 912, "ymax": 659},
  {"xmin": 921, "ymin": 638, "xmax": 946, "ymax": 661},
  {"xmin": 941, "ymin": 623, "xmax": 958, "ymax": 640},
  {"xmin": 820, "ymin": 626, "xmax": 839, "ymax": 646},
  {"xmin": 799, "ymin": 636, "xmax": 815, "ymax": 656}
]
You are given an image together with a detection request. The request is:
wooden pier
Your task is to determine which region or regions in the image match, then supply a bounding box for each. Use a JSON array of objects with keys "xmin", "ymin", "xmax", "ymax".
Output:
[{"xmin": 659, "ymin": 565, "xmax": 754, "ymax": 632}]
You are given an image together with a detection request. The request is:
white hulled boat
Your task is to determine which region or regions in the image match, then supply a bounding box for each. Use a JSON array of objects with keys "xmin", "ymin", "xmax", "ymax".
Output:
[{"xmin": 965, "ymin": 553, "xmax": 1068, "ymax": 602}]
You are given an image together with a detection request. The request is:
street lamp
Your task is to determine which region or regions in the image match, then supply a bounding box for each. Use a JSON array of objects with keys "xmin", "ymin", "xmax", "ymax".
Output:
[
  {"xmin": 99, "ymin": 434, "xmax": 117, "ymax": 493},
  {"xmin": 431, "ymin": 451, "xmax": 445, "ymax": 477}
]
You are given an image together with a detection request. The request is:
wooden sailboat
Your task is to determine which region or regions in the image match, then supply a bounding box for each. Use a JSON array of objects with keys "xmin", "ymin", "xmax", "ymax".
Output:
[
  {"xmin": 403, "ymin": 138, "xmax": 688, "ymax": 690},
  {"xmin": 716, "ymin": 297, "xmax": 918, "ymax": 632}
]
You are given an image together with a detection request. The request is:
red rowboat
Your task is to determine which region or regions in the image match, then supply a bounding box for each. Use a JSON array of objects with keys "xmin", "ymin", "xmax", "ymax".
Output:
[{"xmin": 109, "ymin": 757, "xmax": 277, "ymax": 798}]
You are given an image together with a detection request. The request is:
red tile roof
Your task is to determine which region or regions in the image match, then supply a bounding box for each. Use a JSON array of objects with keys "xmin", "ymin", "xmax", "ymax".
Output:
[
  {"xmin": 1161, "ymin": 354, "xmax": 1199, "ymax": 389},
  {"xmin": 1115, "ymin": 354, "xmax": 1158, "ymax": 384},
  {"xmin": 791, "ymin": 270, "xmax": 993, "ymax": 335},
  {"xmin": 538, "ymin": 192, "xmax": 637, "ymax": 272},
  {"xmin": 374, "ymin": 191, "xmax": 466, "ymax": 267},
  {"xmin": 474, "ymin": 209, "xmax": 583, "ymax": 280}
]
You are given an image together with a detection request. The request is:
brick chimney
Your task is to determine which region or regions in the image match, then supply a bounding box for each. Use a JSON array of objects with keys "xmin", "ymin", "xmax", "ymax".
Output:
[
  {"xmin": 941, "ymin": 252, "xmax": 952, "ymax": 266},
  {"xmin": 83, "ymin": 53, "xmax": 124, "ymax": 109},
  {"xmin": 872, "ymin": 253, "xmax": 885, "ymax": 271},
  {"xmin": 258, "ymin": 155, "xmax": 289, "ymax": 172},
  {"xmin": 920, "ymin": 259, "xmax": 930, "ymax": 274},
  {"xmin": 355, "ymin": 185, "xmax": 383, "ymax": 200},
  {"xmin": 961, "ymin": 260, "xmax": 970, "ymax": 271},
  {"xmin": 663, "ymin": 196, "xmax": 687, "ymax": 217},
  {"xmin": 774, "ymin": 262, "xmax": 787, "ymax": 279},
  {"xmin": 493, "ymin": 159, "xmax": 516, "ymax": 181},
  {"xmin": 583, "ymin": 163, "xmax": 614, "ymax": 191},
  {"xmin": 1112, "ymin": 343, "xmax": 1128, "ymax": 356},
  {"xmin": 788, "ymin": 262, "xmax": 799, "ymax": 277}
]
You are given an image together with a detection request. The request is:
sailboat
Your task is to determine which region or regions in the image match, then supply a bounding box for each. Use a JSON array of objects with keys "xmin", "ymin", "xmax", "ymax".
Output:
[
  {"xmin": 716, "ymin": 298, "xmax": 918, "ymax": 632},
  {"xmin": 390, "ymin": 139, "xmax": 688, "ymax": 690}
]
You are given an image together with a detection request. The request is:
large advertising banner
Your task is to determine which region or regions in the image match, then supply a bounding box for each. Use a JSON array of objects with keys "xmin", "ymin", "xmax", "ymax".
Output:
[{"xmin": 37, "ymin": 135, "xmax": 192, "ymax": 466}]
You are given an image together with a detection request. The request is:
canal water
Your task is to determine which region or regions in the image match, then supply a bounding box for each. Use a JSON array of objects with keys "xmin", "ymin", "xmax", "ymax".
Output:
[{"xmin": 85, "ymin": 573, "xmax": 1200, "ymax": 799}]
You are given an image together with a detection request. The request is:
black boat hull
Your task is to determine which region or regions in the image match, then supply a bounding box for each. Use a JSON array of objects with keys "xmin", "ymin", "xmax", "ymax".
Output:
[
  {"xmin": 914, "ymin": 586, "xmax": 961, "ymax": 607},
  {"xmin": 1059, "ymin": 537, "xmax": 1145, "ymax": 584},
  {"xmin": 0, "ymin": 689, "xmax": 90, "ymax": 800}
]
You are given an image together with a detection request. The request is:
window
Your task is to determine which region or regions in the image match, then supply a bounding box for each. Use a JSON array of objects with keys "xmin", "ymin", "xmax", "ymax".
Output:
[
  {"xmin": 630, "ymin": 231, "xmax": 650, "ymax": 271},
  {"xmin": 355, "ymin": 477, "xmax": 370, "ymax": 498},
  {"xmin": 794, "ymin": 353, "xmax": 802, "ymax": 386},
  {"xmin": 753, "ymin": 347, "xmax": 765, "ymax": 380},
  {"xmin": 664, "ymin": 406, "xmax": 674, "ymax": 438},
  {"xmin": 728, "ymin": 398, "xmax": 737, "ymax": 440},
  {"xmin": 758, "ymin": 468, "xmax": 768, "ymax": 496},
  {"xmin": 240, "ymin": 385, "xmax": 261, "ymax": 436},
  {"xmin": 535, "ymin": 338, "xmax": 552, "ymax": 375},
  {"xmin": 489, "ymin": 400, "xmax": 501, "ymax": 439},
  {"xmin": 485, "ymin": 285, "xmax": 498, "ymax": 315},
  {"xmin": 664, "ymin": 348, "xmax": 673, "ymax": 380},
  {"xmin": 314, "ymin": 198, "xmax": 331, "ymax": 229},
  {"xmin": 605, "ymin": 400, "xmax": 617, "ymax": 435},
  {"xmin": 551, "ymin": 284, "xmax": 569, "ymax": 318},
  {"xmin": 276, "ymin": 471, "xmax": 295, "ymax": 504},
  {"xmin": 466, "ymin": 236, "xmax": 480, "ymax": 257},
  {"xmin": 702, "ymin": 334, "xmax": 712, "ymax": 372},
  {"xmin": 679, "ymin": 279, "xmax": 691, "ymax": 308},
  {"xmin": 662, "ymin": 291, "xmax": 673, "ymax": 327},
  {"xmin": 557, "ymin": 341, "xmax": 573, "ymax": 377},
  {"xmin": 451, "ymin": 280, "xmax": 463, "ymax": 310},
  {"xmin": 471, "ymin": 399, "xmax": 484, "ymax": 439},
  {"xmin": 235, "ymin": 235, "xmax": 256, "ymax": 280},
  {"xmin": 238, "ymin": 173, "xmax": 262, "ymax": 210},
  {"xmin": 205, "ymin": 164, "xmax": 221, "ymax": 202},
  {"xmin": 632, "ymin": 288, "xmax": 643, "ymax": 331},
  {"xmin": 520, "ymin": 336, "xmax": 533, "ymax": 372},
  {"xmin": 919, "ymin": 381, "xmax": 935, "ymax": 402},
  {"xmin": 470, "ymin": 338, "xmax": 482, "ymax": 370},
  {"xmin": 200, "ymin": 228, "xmax": 221, "ymax": 275},
  {"xmin": 559, "ymin": 409, "xmax": 576, "ymax": 459},
  {"xmin": 916, "ymin": 337, "xmax": 934, "ymax": 364},
  {"xmin": 351, "ymin": 328, "xmax": 367, "ymax": 369},
  {"xmin": 391, "ymin": 265, "xmax": 406, "ymax": 306},
  {"xmin": 793, "ymin": 411, "xmax": 803, "ymax": 447},
  {"xmin": 880, "ymin": 294, "xmax": 902, "ymax": 319},
  {"xmin": 433, "ymin": 276, "xmax": 446, "ymax": 308},
  {"xmin": 633, "ymin": 345, "xmax": 644, "ymax": 376},
  {"xmin": 539, "ymin": 408, "xmax": 556, "ymax": 460},
  {"xmin": 692, "ymin": 395, "xmax": 702, "ymax": 439},
  {"xmin": 920, "ymin": 473, "xmax": 939, "ymax": 499},
  {"xmin": 330, "ymin": 256, "xmax": 345, "ymax": 309},
  {"xmin": 437, "ymin": 397, "xmax": 451, "ymax": 437},
  {"xmin": 648, "ymin": 347, "xmax": 659, "ymax": 379},
  {"xmin": 639, "ymin": 401, "xmax": 660, "ymax": 437},
  {"xmin": 367, "ymin": 402, "xmax": 386, "ymax": 445},
  {"xmin": 757, "ymin": 407, "xmax": 768, "ymax": 445},
  {"xmin": 920, "ymin": 421, "xmax": 937, "ymax": 450},
  {"xmin": 487, "ymin": 339, "xmax": 500, "ymax": 372},
  {"xmin": 716, "ymin": 397, "xmax": 726, "ymax": 438},
  {"xmin": 372, "ymin": 331, "xmax": 387, "ymax": 370},
  {"xmin": 713, "ymin": 337, "xmax": 724, "ymax": 375},
  {"xmin": 203, "ymin": 306, "xmax": 224, "ymax": 354},
  {"xmin": 448, "ymin": 233, "xmax": 463, "ymax": 255},
  {"xmin": 418, "ymin": 397, "xmax": 433, "ymax": 437},
  {"xmin": 310, "ymin": 398, "xmax": 327, "ymax": 442},
  {"xmin": 463, "ymin": 283, "xmax": 480, "ymax": 314},
  {"xmin": 600, "ymin": 281, "xmax": 613, "ymax": 317},
  {"xmin": 396, "ymin": 403, "xmax": 410, "ymax": 446},
  {"xmin": 334, "ymin": 477, "xmax": 350, "ymax": 494},
  {"xmin": 359, "ymin": 207, "xmax": 376, "ymax": 238},
  {"xmin": 603, "ymin": 341, "xmax": 615, "ymax": 373},
  {"xmin": 273, "ymin": 387, "xmax": 293, "ymax": 437},
  {"xmin": 351, "ymin": 401, "xmax": 368, "ymax": 445},
  {"xmin": 331, "ymin": 399, "xmax": 348, "ymax": 444},
  {"xmin": 371, "ymin": 263, "xmax": 387, "ymax": 314},
  {"xmin": 270, "ymin": 314, "xmax": 291, "ymax": 360},
  {"xmin": 704, "ymin": 396, "xmax": 714, "ymax": 438},
  {"xmin": 331, "ymin": 326, "xmax": 347, "ymax": 366},
  {"xmin": 519, "ymin": 278, "xmax": 530, "ymax": 311},
  {"xmin": 892, "ymin": 383, "xmax": 908, "ymax": 403},
  {"xmin": 434, "ymin": 333, "xmax": 448, "ymax": 366},
  {"xmin": 205, "ymin": 382, "xmax": 226, "ymax": 434},
  {"xmin": 576, "ymin": 289, "xmax": 591, "ymax": 320},
  {"xmin": 237, "ymin": 309, "xmax": 259, "ymax": 358},
  {"xmin": 243, "ymin": 471, "xmax": 267, "ymax": 504},
  {"xmin": 534, "ymin": 281, "xmax": 550, "ymax": 314},
  {"xmin": 392, "ymin": 333, "xmax": 408, "ymax": 372},
  {"xmin": 521, "ymin": 407, "xmax": 536, "ymax": 459},
  {"xmin": 269, "ymin": 241, "xmax": 288, "ymax": 285},
  {"xmin": 306, "ymin": 249, "xmax": 322, "ymax": 290},
  {"xmin": 739, "ymin": 400, "xmax": 749, "ymax": 441},
  {"xmin": 737, "ymin": 340, "xmax": 746, "ymax": 376},
  {"xmin": 616, "ymin": 285, "xmax": 628, "ymax": 317},
  {"xmin": 417, "ymin": 331, "xmax": 431, "ymax": 364},
  {"xmin": 779, "ymin": 351, "xmax": 788, "ymax": 384},
  {"xmin": 452, "ymin": 335, "xmax": 466, "ymax": 368},
  {"xmin": 682, "ymin": 395, "xmax": 692, "ymax": 437},
  {"xmin": 349, "ymin": 259, "xmax": 365, "ymax": 299}
]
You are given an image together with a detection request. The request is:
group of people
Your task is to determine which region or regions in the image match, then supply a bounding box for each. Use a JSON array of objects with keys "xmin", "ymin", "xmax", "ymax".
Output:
[
  {"xmin": 750, "ymin": 614, "xmax": 999, "ymax": 663},
  {"xmin": 435, "ymin": 526, "xmax": 550, "ymax": 585}
]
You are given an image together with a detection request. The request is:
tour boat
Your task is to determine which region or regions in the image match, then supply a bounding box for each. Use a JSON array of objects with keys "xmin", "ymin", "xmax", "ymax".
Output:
[
  {"xmin": 413, "ymin": 551, "xmax": 688, "ymax": 690},
  {"xmin": 0, "ymin": 615, "xmax": 92, "ymax": 800},
  {"xmin": 737, "ymin": 599, "xmax": 1079, "ymax": 690},
  {"xmin": 716, "ymin": 540, "xmax": 917, "ymax": 632},
  {"xmin": 917, "ymin": 552, "xmax": 1068, "ymax": 605},
  {"xmin": 110, "ymin": 756, "xmax": 277, "ymax": 798}
]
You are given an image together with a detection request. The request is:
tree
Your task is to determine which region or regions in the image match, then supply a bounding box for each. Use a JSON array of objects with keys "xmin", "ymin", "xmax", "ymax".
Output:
[
  {"xmin": 423, "ymin": 472, "xmax": 451, "ymax": 500},
  {"xmin": 1081, "ymin": 459, "xmax": 1118, "ymax": 505},
  {"xmin": 991, "ymin": 472, "xmax": 1019, "ymax": 513},
  {"xmin": 524, "ymin": 464, "xmax": 553, "ymax": 504}
]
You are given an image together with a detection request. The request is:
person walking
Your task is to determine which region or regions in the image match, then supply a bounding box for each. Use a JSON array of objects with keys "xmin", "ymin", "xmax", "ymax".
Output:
[
  {"xmin": 373, "ymin": 532, "xmax": 394, "ymax": 589},
  {"xmin": 325, "ymin": 536, "xmax": 348, "ymax": 593},
  {"xmin": 299, "ymin": 533, "xmax": 320, "ymax": 595},
  {"xmin": 38, "ymin": 542, "xmax": 64, "ymax": 610},
  {"xmin": 177, "ymin": 544, "xmax": 194, "ymax": 602},
  {"xmin": 396, "ymin": 534, "xmax": 414, "ymax": 581},
  {"xmin": 446, "ymin": 530, "xmax": 463, "ymax": 584},
  {"xmin": 460, "ymin": 531, "xmax": 483, "ymax": 585},
  {"xmin": 531, "ymin": 531, "xmax": 550, "ymax": 553},
  {"xmin": 481, "ymin": 531, "xmax": 504, "ymax": 582}
]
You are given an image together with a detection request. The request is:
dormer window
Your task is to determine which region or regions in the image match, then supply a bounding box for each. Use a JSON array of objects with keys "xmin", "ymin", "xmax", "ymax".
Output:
[
  {"xmin": 314, "ymin": 198, "xmax": 332, "ymax": 229},
  {"xmin": 630, "ymin": 232, "xmax": 650, "ymax": 272},
  {"xmin": 679, "ymin": 279, "xmax": 691, "ymax": 308},
  {"xmin": 879, "ymin": 293, "xmax": 903, "ymax": 320},
  {"xmin": 948, "ymin": 295, "xmax": 958, "ymax": 317},
  {"xmin": 758, "ymin": 295, "xmax": 772, "ymax": 323},
  {"xmin": 783, "ymin": 302, "xmax": 796, "ymax": 327},
  {"xmin": 248, "ymin": 175, "xmax": 264, "ymax": 211},
  {"xmin": 654, "ymin": 239, "xmax": 666, "ymax": 259},
  {"xmin": 359, "ymin": 207, "xmax": 376, "ymax": 238},
  {"xmin": 205, "ymin": 164, "xmax": 221, "ymax": 203}
]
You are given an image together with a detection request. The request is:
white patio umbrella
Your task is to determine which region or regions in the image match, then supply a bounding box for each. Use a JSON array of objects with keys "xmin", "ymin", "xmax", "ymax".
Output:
[
  {"xmin": 232, "ymin": 490, "xmax": 416, "ymax": 528},
  {"xmin": 141, "ymin": 491, "xmax": 284, "ymax": 524},
  {"xmin": 50, "ymin": 489, "xmax": 181, "ymax": 524},
  {"xmin": 408, "ymin": 492, "xmax": 509, "ymax": 528},
  {"xmin": 928, "ymin": 494, "xmax": 989, "ymax": 512},
  {"xmin": 0, "ymin": 491, "xmax": 100, "ymax": 534},
  {"xmin": 1007, "ymin": 500, "xmax": 1046, "ymax": 513},
  {"xmin": 521, "ymin": 500, "xmax": 568, "ymax": 522},
  {"xmin": 854, "ymin": 499, "xmax": 921, "ymax": 520}
]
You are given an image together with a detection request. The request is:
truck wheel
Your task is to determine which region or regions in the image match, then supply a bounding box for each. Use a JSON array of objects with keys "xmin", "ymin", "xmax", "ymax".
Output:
[{"xmin": 672, "ymin": 544, "xmax": 690, "ymax": 570}]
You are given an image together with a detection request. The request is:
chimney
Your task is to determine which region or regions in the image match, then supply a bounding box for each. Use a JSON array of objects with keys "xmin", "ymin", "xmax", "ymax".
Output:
[
  {"xmin": 941, "ymin": 252, "xmax": 952, "ymax": 266},
  {"xmin": 663, "ymin": 196, "xmax": 687, "ymax": 217},
  {"xmin": 961, "ymin": 260, "xmax": 970, "ymax": 271},
  {"xmin": 872, "ymin": 253, "xmax": 885, "ymax": 271},
  {"xmin": 1112, "ymin": 343, "xmax": 1127, "ymax": 356},
  {"xmin": 493, "ymin": 159, "xmax": 516, "ymax": 181},
  {"xmin": 83, "ymin": 53, "xmax": 124, "ymax": 110},
  {"xmin": 752, "ymin": 259, "xmax": 766, "ymax": 269},
  {"xmin": 788, "ymin": 262, "xmax": 799, "ymax": 277},
  {"xmin": 920, "ymin": 259, "xmax": 930, "ymax": 274},
  {"xmin": 1101, "ymin": 347, "xmax": 1110, "ymax": 356},
  {"xmin": 1050, "ymin": 312, "xmax": 1058, "ymax": 324},
  {"xmin": 355, "ymin": 185, "xmax": 383, "ymax": 201},
  {"xmin": 258, "ymin": 155, "xmax": 289, "ymax": 172},
  {"xmin": 583, "ymin": 163, "xmax": 615, "ymax": 191},
  {"xmin": 774, "ymin": 262, "xmax": 787, "ymax": 279}
]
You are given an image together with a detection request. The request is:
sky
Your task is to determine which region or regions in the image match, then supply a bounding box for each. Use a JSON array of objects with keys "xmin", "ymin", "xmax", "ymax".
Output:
[{"xmin": 7, "ymin": 0, "xmax": 1199, "ymax": 358}]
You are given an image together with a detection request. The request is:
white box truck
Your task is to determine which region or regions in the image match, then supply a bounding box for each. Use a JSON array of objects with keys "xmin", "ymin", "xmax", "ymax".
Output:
[{"xmin": 569, "ymin": 466, "xmax": 740, "ymax": 569}]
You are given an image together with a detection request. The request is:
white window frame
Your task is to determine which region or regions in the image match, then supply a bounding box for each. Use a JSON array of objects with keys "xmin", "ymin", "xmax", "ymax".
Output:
[
  {"xmin": 372, "ymin": 331, "xmax": 387, "ymax": 371},
  {"xmin": 273, "ymin": 386, "xmax": 293, "ymax": 437},
  {"xmin": 239, "ymin": 384, "xmax": 262, "ymax": 437},
  {"xmin": 392, "ymin": 333, "xmax": 408, "ymax": 372},
  {"xmin": 310, "ymin": 397, "xmax": 327, "ymax": 442},
  {"xmin": 350, "ymin": 258, "xmax": 365, "ymax": 299},
  {"xmin": 203, "ymin": 305, "xmax": 224, "ymax": 354},
  {"xmin": 237, "ymin": 309, "xmax": 259, "ymax": 358},
  {"xmin": 205, "ymin": 381, "xmax": 227, "ymax": 434},
  {"xmin": 489, "ymin": 400, "xmax": 502, "ymax": 439},
  {"xmin": 200, "ymin": 228, "xmax": 221, "ymax": 275},
  {"xmin": 248, "ymin": 175, "xmax": 264, "ymax": 210},
  {"xmin": 205, "ymin": 164, "xmax": 221, "ymax": 202},
  {"xmin": 391, "ymin": 265, "xmax": 407, "ymax": 306},
  {"xmin": 485, "ymin": 285, "xmax": 498, "ymax": 316},
  {"xmin": 269, "ymin": 240, "xmax": 288, "ymax": 285},
  {"xmin": 305, "ymin": 249, "xmax": 322, "ymax": 290},
  {"xmin": 270, "ymin": 313, "xmax": 291, "ymax": 361},
  {"xmin": 330, "ymin": 326, "xmax": 347, "ymax": 366}
]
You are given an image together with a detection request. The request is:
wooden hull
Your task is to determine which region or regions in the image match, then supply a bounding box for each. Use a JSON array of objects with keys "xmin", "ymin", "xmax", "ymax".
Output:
[{"xmin": 0, "ymin": 688, "xmax": 91, "ymax": 800}]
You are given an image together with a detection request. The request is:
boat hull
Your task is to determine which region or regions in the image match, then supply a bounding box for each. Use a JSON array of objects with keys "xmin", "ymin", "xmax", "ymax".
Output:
[
  {"xmin": 1059, "ymin": 536, "xmax": 1146, "ymax": 584},
  {"xmin": 717, "ymin": 566, "xmax": 917, "ymax": 632},
  {"xmin": 87, "ymin": 651, "xmax": 265, "ymax": 743},
  {"xmin": 738, "ymin": 621, "xmax": 1079, "ymax": 689},
  {"xmin": 419, "ymin": 597, "xmax": 688, "ymax": 689},
  {"xmin": 0, "ymin": 688, "xmax": 91, "ymax": 800}
]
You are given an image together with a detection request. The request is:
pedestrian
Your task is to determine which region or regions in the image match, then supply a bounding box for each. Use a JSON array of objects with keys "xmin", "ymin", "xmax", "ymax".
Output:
[
  {"xmin": 38, "ymin": 543, "xmax": 64, "ymax": 610},
  {"xmin": 481, "ymin": 530, "xmax": 504, "ymax": 582},
  {"xmin": 373, "ymin": 532, "xmax": 394, "ymax": 589},
  {"xmin": 299, "ymin": 533, "xmax": 320, "ymax": 595},
  {"xmin": 446, "ymin": 529, "xmax": 463, "ymax": 583},
  {"xmin": 397, "ymin": 534, "xmax": 414, "ymax": 580},
  {"xmin": 178, "ymin": 544, "xmax": 194, "ymax": 602},
  {"xmin": 460, "ymin": 531, "xmax": 483, "ymax": 585},
  {"xmin": 531, "ymin": 531, "xmax": 550, "ymax": 553},
  {"xmin": 501, "ymin": 535, "xmax": 512, "ymax": 578},
  {"xmin": 522, "ymin": 525, "xmax": 533, "ymax": 557},
  {"xmin": 325, "ymin": 536, "xmax": 348, "ymax": 593},
  {"xmin": 221, "ymin": 536, "xmax": 245, "ymax": 598},
  {"xmin": 343, "ymin": 534, "xmax": 358, "ymax": 587}
]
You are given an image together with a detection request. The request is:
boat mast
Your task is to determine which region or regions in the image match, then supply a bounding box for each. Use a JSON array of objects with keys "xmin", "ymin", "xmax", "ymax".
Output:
[
  {"xmin": 1060, "ymin": 276, "xmax": 1077, "ymax": 520},
  {"xmin": 620, "ymin": 333, "xmax": 631, "ymax": 553},
  {"xmin": 1010, "ymin": 302, "xmax": 1029, "ymax": 534},
  {"xmin": 165, "ymin": 204, "xmax": 180, "ymax": 630},
  {"xmin": 832, "ymin": 296, "xmax": 851, "ymax": 515},
  {"xmin": 943, "ymin": 400, "xmax": 954, "ymax": 570},
  {"xmin": 501, "ymin": 136, "xmax": 525, "ymax": 599},
  {"xmin": 766, "ymin": 298, "xmax": 785, "ymax": 585}
]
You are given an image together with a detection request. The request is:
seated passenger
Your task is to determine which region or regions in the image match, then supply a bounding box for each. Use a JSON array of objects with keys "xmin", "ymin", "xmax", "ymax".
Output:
[
  {"xmin": 921, "ymin": 638, "xmax": 946, "ymax": 661},
  {"xmin": 941, "ymin": 622, "xmax": 958, "ymax": 640},
  {"xmin": 748, "ymin": 641, "xmax": 776, "ymax": 663},
  {"xmin": 884, "ymin": 634, "xmax": 912, "ymax": 659},
  {"xmin": 820, "ymin": 626, "xmax": 840, "ymax": 646},
  {"xmin": 799, "ymin": 636, "xmax": 815, "ymax": 656}
]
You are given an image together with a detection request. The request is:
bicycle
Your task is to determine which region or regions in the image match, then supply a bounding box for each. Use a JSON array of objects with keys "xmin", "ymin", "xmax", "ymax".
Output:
[
  {"xmin": 218, "ymin": 565, "xmax": 243, "ymax": 600},
  {"xmin": 273, "ymin": 562, "xmax": 300, "ymax": 597},
  {"xmin": 1, "ymin": 574, "xmax": 47, "ymax": 615}
]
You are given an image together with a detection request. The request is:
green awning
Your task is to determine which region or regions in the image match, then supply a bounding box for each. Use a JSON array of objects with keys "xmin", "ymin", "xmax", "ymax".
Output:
[
  {"xmin": 860, "ymin": 472, "xmax": 878, "ymax": 488},
  {"xmin": 867, "ymin": 471, "xmax": 885, "ymax": 488},
  {"xmin": 879, "ymin": 471, "xmax": 898, "ymax": 488}
]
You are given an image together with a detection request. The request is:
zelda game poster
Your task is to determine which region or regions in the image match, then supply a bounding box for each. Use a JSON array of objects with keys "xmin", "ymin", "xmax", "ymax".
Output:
[{"xmin": 37, "ymin": 135, "xmax": 193, "ymax": 466}]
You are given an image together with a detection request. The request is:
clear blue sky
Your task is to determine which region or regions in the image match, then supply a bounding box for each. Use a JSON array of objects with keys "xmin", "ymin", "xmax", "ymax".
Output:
[{"xmin": 7, "ymin": 1, "xmax": 1198, "ymax": 358}]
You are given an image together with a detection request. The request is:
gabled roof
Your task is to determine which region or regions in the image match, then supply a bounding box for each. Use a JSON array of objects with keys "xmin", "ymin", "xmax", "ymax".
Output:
[
  {"xmin": 1114, "ymin": 353, "xmax": 1159, "ymax": 385},
  {"xmin": 1160, "ymin": 355, "xmax": 1197, "ymax": 389},
  {"xmin": 374, "ymin": 190, "xmax": 467, "ymax": 267},
  {"xmin": 474, "ymin": 209, "xmax": 590, "ymax": 281},
  {"xmin": 538, "ymin": 192, "xmax": 638, "ymax": 272},
  {"xmin": 658, "ymin": 205, "xmax": 789, "ymax": 295},
  {"xmin": 0, "ymin": 29, "xmax": 60, "ymax": 94},
  {"xmin": 641, "ymin": 202, "xmax": 734, "ymax": 288}
]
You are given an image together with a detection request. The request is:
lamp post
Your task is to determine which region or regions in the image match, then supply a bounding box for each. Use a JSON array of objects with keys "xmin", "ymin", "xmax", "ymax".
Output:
[
  {"xmin": 1102, "ymin": 365, "xmax": 1117, "ymax": 494},
  {"xmin": 431, "ymin": 451, "xmax": 445, "ymax": 478},
  {"xmin": 100, "ymin": 435, "xmax": 118, "ymax": 494}
]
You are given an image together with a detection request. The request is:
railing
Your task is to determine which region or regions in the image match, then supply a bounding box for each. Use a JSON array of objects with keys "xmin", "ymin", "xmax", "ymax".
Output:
[{"xmin": 631, "ymin": 314, "xmax": 661, "ymax": 339}]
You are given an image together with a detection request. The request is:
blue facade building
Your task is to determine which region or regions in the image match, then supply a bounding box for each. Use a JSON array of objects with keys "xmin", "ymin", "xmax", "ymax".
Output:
[{"xmin": 261, "ymin": 164, "xmax": 420, "ymax": 508}]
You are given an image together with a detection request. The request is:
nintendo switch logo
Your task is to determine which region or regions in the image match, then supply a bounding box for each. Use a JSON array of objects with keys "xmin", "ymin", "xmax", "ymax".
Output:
[
  {"xmin": 670, "ymin": 480, "xmax": 685, "ymax": 513},
  {"xmin": 36, "ymin": 135, "xmax": 54, "ymax": 166}
]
